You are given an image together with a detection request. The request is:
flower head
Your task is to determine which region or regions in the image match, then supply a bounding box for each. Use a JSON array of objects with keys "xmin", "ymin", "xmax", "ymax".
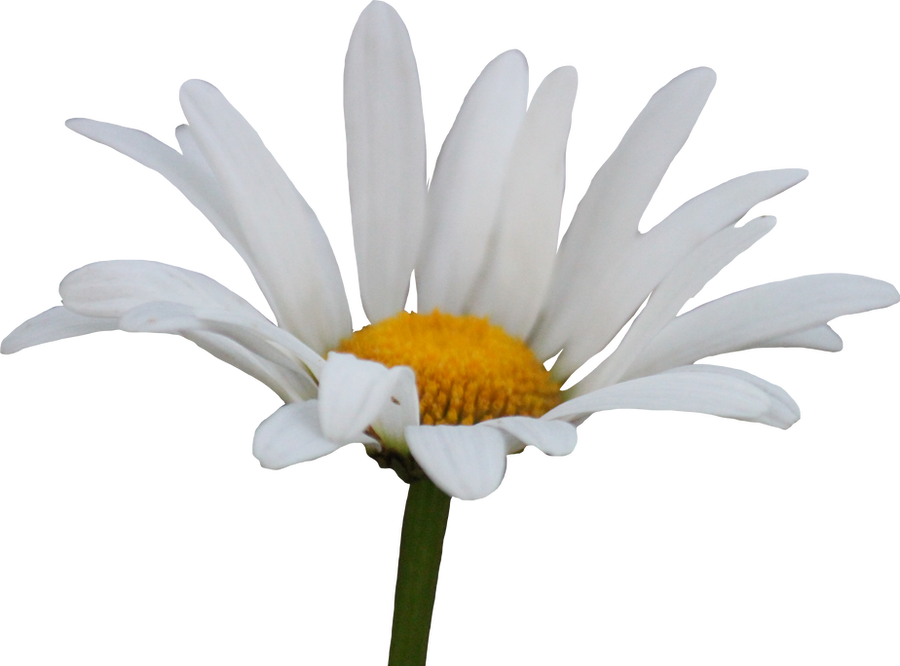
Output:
[{"xmin": 4, "ymin": 1, "xmax": 897, "ymax": 500}]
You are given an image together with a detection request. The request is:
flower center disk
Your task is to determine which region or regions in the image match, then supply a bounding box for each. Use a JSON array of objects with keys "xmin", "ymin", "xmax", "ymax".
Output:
[{"xmin": 336, "ymin": 310, "xmax": 561, "ymax": 426}]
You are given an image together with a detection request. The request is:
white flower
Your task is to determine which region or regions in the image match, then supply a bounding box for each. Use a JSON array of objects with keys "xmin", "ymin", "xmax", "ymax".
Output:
[{"xmin": 3, "ymin": 1, "xmax": 896, "ymax": 500}]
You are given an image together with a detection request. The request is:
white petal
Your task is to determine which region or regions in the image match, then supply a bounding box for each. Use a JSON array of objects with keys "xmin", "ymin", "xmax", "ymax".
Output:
[
  {"xmin": 577, "ymin": 216, "xmax": 776, "ymax": 392},
  {"xmin": 318, "ymin": 352, "xmax": 419, "ymax": 448},
  {"xmin": 531, "ymin": 67, "xmax": 717, "ymax": 364},
  {"xmin": 253, "ymin": 400, "xmax": 346, "ymax": 469},
  {"xmin": 664, "ymin": 365, "xmax": 800, "ymax": 428},
  {"xmin": 538, "ymin": 168, "xmax": 808, "ymax": 379},
  {"xmin": 3, "ymin": 301, "xmax": 312, "ymax": 402},
  {"xmin": 113, "ymin": 289, "xmax": 320, "ymax": 377},
  {"xmin": 470, "ymin": 66, "xmax": 578, "ymax": 338},
  {"xmin": 60, "ymin": 260, "xmax": 266, "ymax": 319},
  {"xmin": 406, "ymin": 424, "xmax": 507, "ymax": 500},
  {"xmin": 344, "ymin": 1, "xmax": 426, "ymax": 323},
  {"xmin": 544, "ymin": 366, "xmax": 799, "ymax": 429},
  {"xmin": 763, "ymin": 325, "xmax": 843, "ymax": 352},
  {"xmin": 416, "ymin": 50, "xmax": 528, "ymax": 314},
  {"xmin": 626, "ymin": 274, "xmax": 900, "ymax": 379},
  {"xmin": 180, "ymin": 79, "xmax": 351, "ymax": 354},
  {"xmin": 185, "ymin": 330, "xmax": 315, "ymax": 403},
  {"xmin": 60, "ymin": 115, "xmax": 271, "ymax": 314},
  {"xmin": 62, "ymin": 262, "xmax": 328, "ymax": 386},
  {"xmin": 483, "ymin": 416, "xmax": 577, "ymax": 456},
  {"xmin": 1, "ymin": 306, "xmax": 117, "ymax": 354}
]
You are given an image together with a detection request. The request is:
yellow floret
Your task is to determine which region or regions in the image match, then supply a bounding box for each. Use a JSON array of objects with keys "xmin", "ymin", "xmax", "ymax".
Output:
[{"xmin": 335, "ymin": 310, "xmax": 561, "ymax": 426}]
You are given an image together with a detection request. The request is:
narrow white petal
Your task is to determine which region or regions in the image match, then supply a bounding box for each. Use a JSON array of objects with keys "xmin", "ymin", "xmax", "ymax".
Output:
[
  {"xmin": 577, "ymin": 216, "xmax": 776, "ymax": 392},
  {"xmin": 185, "ymin": 330, "xmax": 315, "ymax": 403},
  {"xmin": 763, "ymin": 325, "xmax": 843, "ymax": 352},
  {"xmin": 253, "ymin": 400, "xmax": 345, "ymax": 469},
  {"xmin": 122, "ymin": 297, "xmax": 317, "ymax": 364},
  {"xmin": 664, "ymin": 365, "xmax": 800, "ymax": 428},
  {"xmin": 483, "ymin": 416, "xmax": 577, "ymax": 456},
  {"xmin": 417, "ymin": 50, "xmax": 528, "ymax": 314},
  {"xmin": 532, "ymin": 67, "xmax": 716, "ymax": 363},
  {"xmin": 545, "ymin": 366, "xmax": 799, "ymax": 429},
  {"xmin": 1, "ymin": 306, "xmax": 117, "ymax": 354},
  {"xmin": 406, "ymin": 424, "xmax": 507, "ymax": 500},
  {"xmin": 470, "ymin": 66, "xmax": 578, "ymax": 337},
  {"xmin": 180, "ymin": 80, "xmax": 351, "ymax": 354},
  {"xmin": 533, "ymin": 164, "xmax": 813, "ymax": 378},
  {"xmin": 626, "ymin": 274, "xmax": 900, "ymax": 379},
  {"xmin": 344, "ymin": 1, "xmax": 426, "ymax": 322},
  {"xmin": 318, "ymin": 353, "xmax": 418, "ymax": 447},
  {"xmin": 60, "ymin": 115, "xmax": 271, "ymax": 320}
]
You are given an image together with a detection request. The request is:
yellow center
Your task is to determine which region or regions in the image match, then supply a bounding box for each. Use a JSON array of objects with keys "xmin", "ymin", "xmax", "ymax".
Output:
[{"xmin": 336, "ymin": 310, "xmax": 562, "ymax": 426}]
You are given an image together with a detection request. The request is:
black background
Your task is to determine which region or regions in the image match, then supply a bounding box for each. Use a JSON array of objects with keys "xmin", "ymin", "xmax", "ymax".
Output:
[{"xmin": 0, "ymin": 3, "xmax": 900, "ymax": 664}]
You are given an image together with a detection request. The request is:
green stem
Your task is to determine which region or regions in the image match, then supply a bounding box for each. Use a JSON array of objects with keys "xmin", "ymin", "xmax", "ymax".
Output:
[{"xmin": 387, "ymin": 477, "xmax": 452, "ymax": 666}]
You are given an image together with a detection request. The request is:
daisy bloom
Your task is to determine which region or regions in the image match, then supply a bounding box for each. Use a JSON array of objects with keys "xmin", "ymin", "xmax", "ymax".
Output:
[{"xmin": 0, "ymin": 0, "xmax": 900, "ymax": 503}]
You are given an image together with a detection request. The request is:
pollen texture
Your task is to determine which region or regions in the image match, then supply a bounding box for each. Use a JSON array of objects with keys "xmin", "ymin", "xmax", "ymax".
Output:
[{"xmin": 335, "ymin": 310, "xmax": 562, "ymax": 426}]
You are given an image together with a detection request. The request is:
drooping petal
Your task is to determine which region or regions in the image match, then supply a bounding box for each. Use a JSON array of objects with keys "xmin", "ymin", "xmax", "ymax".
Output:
[
  {"xmin": 180, "ymin": 80, "xmax": 351, "ymax": 353},
  {"xmin": 253, "ymin": 400, "xmax": 346, "ymax": 469},
  {"xmin": 483, "ymin": 416, "xmax": 577, "ymax": 456},
  {"xmin": 3, "ymin": 304, "xmax": 313, "ymax": 402},
  {"xmin": 469, "ymin": 66, "xmax": 578, "ymax": 338},
  {"xmin": 1, "ymin": 306, "xmax": 117, "ymax": 354},
  {"xmin": 416, "ymin": 50, "xmax": 528, "ymax": 314},
  {"xmin": 60, "ymin": 260, "xmax": 322, "ymax": 395},
  {"xmin": 664, "ymin": 365, "xmax": 800, "ymax": 428},
  {"xmin": 576, "ymin": 216, "xmax": 776, "ymax": 393},
  {"xmin": 624, "ymin": 274, "xmax": 900, "ymax": 380},
  {"xmin": 317, "ymin": 352, "xmax": 418, "ymax": 448},
  {"xmin": 545, "ymin": 365, "xmax": 799, "ymax": 429},
  {"xmin": 537, "ymin": 168, "xmax": 808, "ymax": 379},
  {"xmin": 406, "ymin": 424, "xmax": 507, "ymax": 500},
  {"xmin": 344, "ymin": 1, "xmax": 426, "ymax": 322},
  {"xmin": 119, "ymin": 302, "xmax": 324, "ymax": 382},
  {"xmin": 184, "ymin": 330, "xmax": 315, "ymax": 403},
  {"xmin": 531, "ymin": 67, "xmax": 717, "ymax": 365}
]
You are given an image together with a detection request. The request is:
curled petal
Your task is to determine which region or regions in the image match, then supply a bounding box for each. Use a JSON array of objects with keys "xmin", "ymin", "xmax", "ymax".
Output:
[
  {"xmin": 318, "ymin": 352, "xmax": 418, "ymax": 448},
  {"xmin": 483, "ymin": 416, "xmax": 577, "ymax": 456},
  {"xmin": 406, "ymin": 424, "xmax": 507, "ymax": 500},
  {"xmin": 254, "ymin": 400, "xmax": 346, "ymax": 469}
]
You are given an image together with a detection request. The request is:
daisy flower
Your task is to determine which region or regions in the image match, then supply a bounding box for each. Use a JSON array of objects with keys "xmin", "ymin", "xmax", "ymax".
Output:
[{"xmin": 3, "ymin": 1, "xmax": 896, "ymax": 505}]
